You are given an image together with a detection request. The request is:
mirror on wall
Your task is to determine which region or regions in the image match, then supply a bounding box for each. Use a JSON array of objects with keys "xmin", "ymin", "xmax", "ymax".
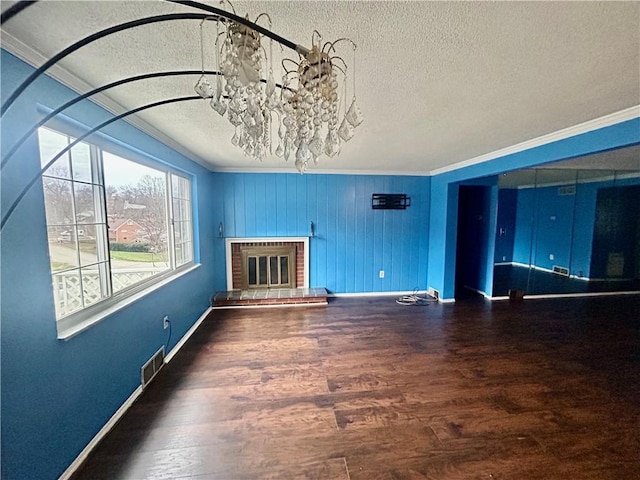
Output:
[{"xmin": 493, "ymin": 145, "xmax": 640, "ymax": 297}]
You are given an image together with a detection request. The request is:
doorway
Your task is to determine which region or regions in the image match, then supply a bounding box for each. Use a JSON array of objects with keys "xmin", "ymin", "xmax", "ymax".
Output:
[{"xmin": 455, "ymin": 185, "xmax": 493, "ymax": 299}]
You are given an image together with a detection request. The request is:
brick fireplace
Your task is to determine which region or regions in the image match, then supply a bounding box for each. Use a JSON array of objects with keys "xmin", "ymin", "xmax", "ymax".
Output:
[{"xmin": 225, "ymin": 237, "xmax": 309, "ymax": 290}]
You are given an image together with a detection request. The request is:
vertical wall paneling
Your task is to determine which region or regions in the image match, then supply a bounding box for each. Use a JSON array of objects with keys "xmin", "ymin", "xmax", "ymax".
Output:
[
  {"xmin": 314, "ymin": 174, "xmax": 328, "ymax": 287},
  {"xmin": 354, "ymin": 177, "xmax": 367, "ymax": 291},
  {"xmin": 222, "ymin": 175, "xmax": 235, "ymax": 236},
  {"xmin": 215, "ymin": 172, "xmax": 431, "ymax": 294}
]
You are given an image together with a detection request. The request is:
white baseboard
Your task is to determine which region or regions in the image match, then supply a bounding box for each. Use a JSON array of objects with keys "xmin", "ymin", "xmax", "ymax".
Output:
[
  {"xmin": 58, "ymin": 386, "xmax": 143, "ymax": 480},
  {"xmin": 463, "ymin": 286, "xmax": 491, "ymax": 299},
  {"xmin": 59, "ymin": 306, "xmax": 213, "ymax": 480},
  {"xmin": 331, "ymin": 290, "xmax": 429, "ymax": 298},
  {"xmin": 165, "ymin": 307, "xmax": 212, "ymax": 363},
  {"xmin": 438, "ymin": 298, "xmax": 456, "ymax": 303},
  {"xmin": 331, "ymin": 290, "xmax": 454, "ymax": 302}
]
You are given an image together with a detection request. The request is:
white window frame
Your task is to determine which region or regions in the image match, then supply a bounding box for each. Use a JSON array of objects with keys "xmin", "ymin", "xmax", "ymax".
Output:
[{"xmin": 38, "ymin": 127, "xmax": 197, "ymax": 339}]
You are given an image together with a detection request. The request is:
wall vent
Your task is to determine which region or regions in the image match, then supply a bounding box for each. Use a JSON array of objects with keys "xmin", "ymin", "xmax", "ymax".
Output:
[
  {"xmin": 552, "ymin": 265, "xmax": 570, "ymax": 276},
  {"xmin": 141, "ymin": 347, "xmax": 165, "ymax": 388},
  {"xmin": 558, "ymin": 185, "xmax": 576, "ymax": 196}
]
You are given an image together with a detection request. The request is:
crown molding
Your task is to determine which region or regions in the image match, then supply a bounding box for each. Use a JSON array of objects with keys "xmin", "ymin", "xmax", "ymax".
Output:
[
  {"xmin": 0, "ymin": 31, "xmax": 212, "ymax": 171},
  {"xmin": 429, "ymin": 105, "xmax": 640, "ymax": 176},
  {"xmin": 211, "ymin": 166, "xmax": 432, "ymax": 176}
]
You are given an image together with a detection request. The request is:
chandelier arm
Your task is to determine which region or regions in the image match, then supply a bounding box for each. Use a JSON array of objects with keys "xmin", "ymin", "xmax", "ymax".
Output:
[
  {"xmin": 281, "ymin": 58, "xmax": 300, "ymax": 75},
  {"xmin": 254, "ymin": 12, "xmax": 272, "ymax": 30},
  {"xmin": 331, "ymin": 56, "xmax": 348, "ymax": 72},
  {"xmin": 1, "ymin": 95, "xmax": 202, "ymax": 231},
  {"xmin": 332, "ymin": 63, "xmax": 347, "ymax": 77},
  {"xmin": 1, "ymin": 13, "xmax": 212, "ymax": 116},
  {"xmin": 219, "ymin": 0, "xmax": 236, "ymax": 15},
  {"xmin": 324, "ymin": 37, "xmax": 357, "ymax": 54},
  {"xmin": 1, "ymin": 3, "xmax": 310, "ymax": 116},
  {"xmin": 0, "ymin": 0, "xmax": 38, "ymax": 24},
  {"xmin": 312, "ymin": 30, "xmax": 322, "ymax": 47},
  {"xmin": 1, "ymin": 70, "xmax": 221, "ymax": 170}
]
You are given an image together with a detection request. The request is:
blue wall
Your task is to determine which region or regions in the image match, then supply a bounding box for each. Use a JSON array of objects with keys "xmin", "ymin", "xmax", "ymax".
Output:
[
  {"xmin": 512, "ymin": 188, "xmax": 536, "ymax": 266},
  {"xmin": 427, "ymin": 119, "xmax": 640, "ymax": 299},
  {"xmin": 495, "ymin": 189, "xmax": 517, "ymax": 264},
  {"xmin": 570, "ymin": 181, "xmax": 599, "ymax": 277},
  {"xmin": 530, "ymin": 185, "xmax": 577, "ymax": 272},
  {"xmin": 215, "ymin": 173, "xmax": 431, "ymax": 293},
  {"xmin": 1, "ymin": 51, "xmax": 221, "ymax": 479}
]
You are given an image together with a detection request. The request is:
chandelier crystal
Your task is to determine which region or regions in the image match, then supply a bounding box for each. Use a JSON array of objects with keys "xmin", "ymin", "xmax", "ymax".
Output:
[{"xmin": 194, "ymin": 2, "xmax": 362, "ymax": 173}]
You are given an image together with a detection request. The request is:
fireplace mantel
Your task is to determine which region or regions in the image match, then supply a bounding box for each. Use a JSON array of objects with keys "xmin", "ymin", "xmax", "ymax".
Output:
[{"xmin": 225, "ymin": 237, "xmax": 310, "ymax": 290}]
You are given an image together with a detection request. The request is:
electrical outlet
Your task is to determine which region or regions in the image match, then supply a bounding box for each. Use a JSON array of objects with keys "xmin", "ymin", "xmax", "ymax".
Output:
[
  {"xmin": 163, "ymin": 315, "xmax": 170, "ymax": 329},
  {"xmin": 379, "ymin": 270, "xmax": 385, "ymax": 278},
  {"xmin": 549, "ymin": 254, "xmax": 554, "ymax": 260}
]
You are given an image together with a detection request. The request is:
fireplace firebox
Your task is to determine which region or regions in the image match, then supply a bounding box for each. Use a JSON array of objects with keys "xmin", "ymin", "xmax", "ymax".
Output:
[
  {"xmin": 225, "ymin": 237, "xmax": 309, "ymax": 291},
  {"xmin": 240, "ymin": 245, "xmax": 296, "ymax": 289}
]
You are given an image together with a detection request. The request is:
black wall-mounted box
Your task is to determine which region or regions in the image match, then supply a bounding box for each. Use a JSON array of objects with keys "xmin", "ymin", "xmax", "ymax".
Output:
[{"xmin": 371, "ymin": 194, "xmax": 411, "ymax": 210}]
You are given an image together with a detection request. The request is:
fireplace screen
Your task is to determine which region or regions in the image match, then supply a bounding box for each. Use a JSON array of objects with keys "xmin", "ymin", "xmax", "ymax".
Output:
[{"xmin": 240, "ymin": 246, "xmax": 296, "ymax": 289}]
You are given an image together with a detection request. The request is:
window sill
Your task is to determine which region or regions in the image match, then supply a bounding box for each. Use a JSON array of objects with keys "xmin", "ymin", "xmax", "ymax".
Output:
[{"xmin": 57, "ymin": 263, "xmax": 201, "ymax": 341}]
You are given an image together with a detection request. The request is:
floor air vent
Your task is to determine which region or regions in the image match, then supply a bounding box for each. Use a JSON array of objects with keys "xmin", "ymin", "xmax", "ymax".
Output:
[
  {"xmin": 141, "ymin": 347, "xmax": 165, "ymax": 388},
  {"xmin": 552, "ymin": 265, "xmax": 570, "ymax": 276}
]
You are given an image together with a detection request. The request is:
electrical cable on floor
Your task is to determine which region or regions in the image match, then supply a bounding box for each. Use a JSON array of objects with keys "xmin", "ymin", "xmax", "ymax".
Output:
[{"xmin": 396, "ymin": 287, "xmax": 436, "ymax": 306}]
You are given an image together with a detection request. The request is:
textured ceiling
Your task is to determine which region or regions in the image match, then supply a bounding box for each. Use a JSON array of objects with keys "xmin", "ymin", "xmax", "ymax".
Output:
[{"xmin": 1, "ymin": 0, "xmax": 639, "ymax": 175}]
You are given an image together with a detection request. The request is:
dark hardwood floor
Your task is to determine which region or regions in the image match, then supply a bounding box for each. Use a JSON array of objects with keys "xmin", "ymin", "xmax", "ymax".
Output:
[{"xmin": 74, "ymin": 294, "xmax": 640, "ymax": 479}]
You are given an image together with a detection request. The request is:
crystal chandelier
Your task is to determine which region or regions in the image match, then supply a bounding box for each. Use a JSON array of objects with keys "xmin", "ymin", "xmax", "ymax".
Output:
[{"xmin": 193, "ymin": 2, "xmax": 363, "ymax": 173}]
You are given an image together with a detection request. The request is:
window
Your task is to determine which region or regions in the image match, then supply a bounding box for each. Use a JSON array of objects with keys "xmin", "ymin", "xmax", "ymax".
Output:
[{"xmin": 38, "ymin": 127, "xmax": 194, "ymax": 329}]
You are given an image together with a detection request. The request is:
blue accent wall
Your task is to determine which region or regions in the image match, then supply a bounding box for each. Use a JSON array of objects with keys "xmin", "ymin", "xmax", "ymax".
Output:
[
  {"xmin": 215, "ymin": 172, "xmax": 431, "ymax": 293},
  {"xmin": 1, "ymin": 51, "xmax": 222, "ymax": 479}
]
